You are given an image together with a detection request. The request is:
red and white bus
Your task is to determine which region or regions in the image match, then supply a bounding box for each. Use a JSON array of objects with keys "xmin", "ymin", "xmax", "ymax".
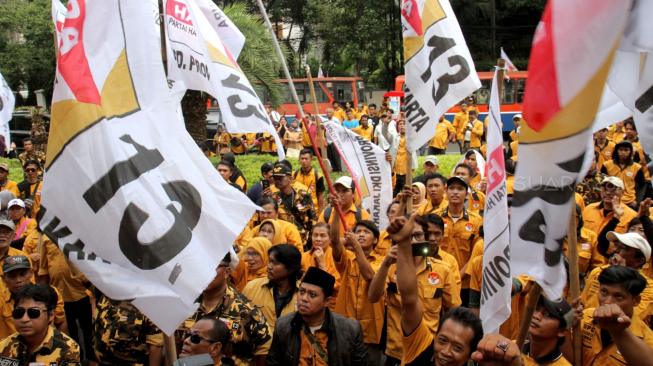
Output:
[
  {"xmin": 259, "ymin": 76, "xmax": 366, "ymax": 119},
  {"xmin": 392, "ymin": 71, "xmax": 527, "ymax": 131}
]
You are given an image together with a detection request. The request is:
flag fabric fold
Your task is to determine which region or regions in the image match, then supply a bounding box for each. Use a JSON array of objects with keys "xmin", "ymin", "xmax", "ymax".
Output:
[
  {"xmin": 401, "ymin": 0, "xmax": 480, "ymax": 152},
  {"xmin": 500, "ymin": 47, "xmax": 518, "ymax": 72},
  {"xmin": 42, "ymin": 0, "xmax": 258, "ymax": 334},
  {"xmin": 164, "ymin": 0, "xmax": 285, "ymax": 158},
  {"xmin": 480, "ymin": 70, "xmax": 511, "ymax": 334},
  {"xmin": 323, "ymin": 121, "xmax": 393, "ymax": 230},
  {"xmin": 0, "ymin": 72, "xmax": 15, "ymax": 151},
  {"xmin": 510, "ymin": 0, "xmax": 631, "ymax": 299}
]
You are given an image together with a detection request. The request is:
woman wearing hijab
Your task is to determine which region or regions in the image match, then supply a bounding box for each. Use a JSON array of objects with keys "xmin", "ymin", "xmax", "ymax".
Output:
[
  {"xmin": 232, "ymin": 237, "xmax": 272, "ymax": 291},
  {"xmin": 411, "ymin": 182, "xmax": 426, "ymax": 208}
]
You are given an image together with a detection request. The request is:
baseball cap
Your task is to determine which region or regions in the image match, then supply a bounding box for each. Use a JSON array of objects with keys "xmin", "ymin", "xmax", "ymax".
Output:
[
  {"xmin": 601, "ymin": 176, "xmax": 624, "ymax": 190},
  {"xmin": 334, "ymin": 176, "xmax": 354, "ymax": 190},
  {"xmin": 513, "ymin": 114, "xmax": 523, "ymax": 120},
  {"xmin": 0, "ymin": 219, "xmax": 15, "ymax": 231},
  {"xmin": 537, "ymin": 296, "xmax": 573, "ymax": 329},
  {"xmin": 446, "ymin": 176, "xmax": 468, "ymax": 190},
  {"xmin": 424, "ymin": 156, "xmax": 440, "ymax": 166},
  {"xmin": 7, "ymin": 199, "xmax": 24, "ymax": 209},
  {"xmin": 0, "ymin": 163, "xmax": 8, "ymax": 172},
  {"xmin": 3, "ymin": 255, "xmax": 31, "ymax": 273},
  {"xmin": 272, "ymin": 164, "xmax": 291, "ymax": 176},
  {"xmin": 607, "ymin": 231, "xmax": 651, "ymax": 261}
]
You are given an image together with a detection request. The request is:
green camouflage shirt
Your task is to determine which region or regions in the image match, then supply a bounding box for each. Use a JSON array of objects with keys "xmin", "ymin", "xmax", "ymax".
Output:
[
  {"xmin": 176, "ymin": 285, "xmax": 272, "ymax": 366},
  {"xmin": 0, "ymin": 326, "xmax": 80, "ymax": 366},
  {"xmin": 93, "ymin": 295, "xmax": 163, "ymax": 366}
]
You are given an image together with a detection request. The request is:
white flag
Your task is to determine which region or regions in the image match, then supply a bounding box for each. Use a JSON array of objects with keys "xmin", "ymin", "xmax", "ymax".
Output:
[
  {"xmin": 0, "ymin": 72, "xmax": 14, "ymax": 151},
  {"xmin": 480, "ymin": 70, "xmax": 511, "ymax": 334},
  {"xmin": 323, "ymin": 121, "xmax": 393, "ymax": 230},
  {"xmin": 401, "ymin": 0, "xmax": 480, "ymax": 152},
  {"xmin": 42, "ymin": 0, "xmax": 257, "ymax": 334},
  {"xmin": 500, "ymin": 47, "xmax": 518, "ymax": 72},
  {"xmin": 511, "ymin": 0, "xmax": 630, "ymax": 299},
  {"xmin": 164, "ymin": 0, "xmax": 284, "ymax": 158},
  {"xmin": 195, "ymin": 0, "xmax": 245, "ymax": 59},
  {"xmin": 51, "ymin": 0, "xmax": 67, "ymax": 49}
]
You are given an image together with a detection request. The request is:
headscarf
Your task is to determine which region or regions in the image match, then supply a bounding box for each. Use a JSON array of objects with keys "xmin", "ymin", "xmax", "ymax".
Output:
[
  {"xmin": 233, "ymin": 237, "xmax": 272, "ymax": 291},
  {"xmin": 252, "ymin": 219, "xmax": 286, "ymax": 245},
  {"xmin": 412, "ymin": 182, "xmax": 426, "ymax": 206}
]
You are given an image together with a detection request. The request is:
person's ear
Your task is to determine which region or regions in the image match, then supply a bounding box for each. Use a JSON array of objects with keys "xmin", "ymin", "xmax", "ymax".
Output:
[
  {"xmin": 209, "ymin": 342, "xmax": 223, "ymax": 358},
  {"xmin": 47, "ymin": 310, "xmax": 55, "ymax": 324}
]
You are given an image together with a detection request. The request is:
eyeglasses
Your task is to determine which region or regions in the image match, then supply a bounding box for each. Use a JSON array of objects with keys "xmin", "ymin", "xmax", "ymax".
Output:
[
  {"xmin": 24, "ymin": 168, "xmax": 37, "ymax": 173},
  {"xmin": 189, "ymin": 332, "xmax": 219, "ymax": 344},
  {"xmin": 12, "ymin": 307, "xmax": 47, "ymax": 320}
]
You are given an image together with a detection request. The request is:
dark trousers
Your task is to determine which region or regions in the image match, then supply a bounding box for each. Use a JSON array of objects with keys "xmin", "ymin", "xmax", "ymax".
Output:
[
  {"xmin": 428, "ymin": 147, "xmax": 446, "ymax": 155},
  {"xmin": 64, "ymin": 296, "xmax": 95, "ymax": 361},
  {"xmin": 385, "ymin": 356, "xmax": 401, "ymax": 366},
  {"xmin": 327, "ymin": 143, "xmax": 342, "ymax": 172}
]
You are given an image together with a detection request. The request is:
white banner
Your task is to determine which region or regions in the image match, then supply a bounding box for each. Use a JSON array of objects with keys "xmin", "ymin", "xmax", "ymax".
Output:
[
  {"xmin": 0, "ymin": 72, "xmax": 14, "ymax": 151},
  {"xmin": 480, "ymin": 70, "xmax": 511, "ymax": 334},
  {"xmin": 323, "ymin": 121, "xmax": 393, "ymax": 230},
  {"xmin": 42, "ymin": 0, "xmax": 257, "ymax": 334},
  {"xmin": 401, "ymin": 0, "xmax": 480, "ymax": 152},
  {"xmin": 500, "ymin": 47, "xmax": 518, "ymax": 72},
  {"xmin": 164, "ymin": 0, "xmax": 284, "ymax": 158}
]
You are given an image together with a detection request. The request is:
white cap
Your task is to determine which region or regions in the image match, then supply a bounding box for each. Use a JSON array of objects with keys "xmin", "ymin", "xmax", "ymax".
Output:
[
  {"xmin": 7, "ymin": 199, "xmax": 24, "ymax": 209},
  {"xmin": 513, "ymin": 113, "xmax": 523, "ymax": 120},
  {"xmin": 334, "ymin": 176, "xmax": 354, "ymax": 190},
  {"xmin": 607, "ymin": 231, "xmax": 651, "ymax": 261},
  {"xmin": 601, "ymin": 176, "xmax": 625, "ymax": 190},
  {"xmin": 424, "ymin": 155, "xmax": 440, "ymax": 166}
]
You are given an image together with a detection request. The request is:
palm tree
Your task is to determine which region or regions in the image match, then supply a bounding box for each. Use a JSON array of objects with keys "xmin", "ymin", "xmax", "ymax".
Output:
[{"xmin": 182, "ymin": 2, "xmax": 284, "ymax": 143}]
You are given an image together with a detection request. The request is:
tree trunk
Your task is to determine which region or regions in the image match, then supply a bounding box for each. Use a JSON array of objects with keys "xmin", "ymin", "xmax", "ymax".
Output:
[
  {"xmin": 30, "ymin": 107, "xmax": 48, "ymax": 155},
  {"xmin": 181, "ymin": 90, "xmax": 208, "ymax": 145}
]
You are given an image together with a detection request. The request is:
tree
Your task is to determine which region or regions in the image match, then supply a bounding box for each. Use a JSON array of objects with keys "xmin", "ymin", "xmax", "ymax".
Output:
[{"xmin": 0, "ymin": 0, "xmax": 56, "ymax": 106}]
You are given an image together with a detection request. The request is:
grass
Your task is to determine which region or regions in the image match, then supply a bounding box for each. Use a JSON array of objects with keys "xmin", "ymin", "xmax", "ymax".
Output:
[
  {"xmin": 1, "ymin": 158, "xmax": 28, "ymax": 182},
  {"xmin": 211, "ymin": 153, "xmax": 463, "ymax": 184}
]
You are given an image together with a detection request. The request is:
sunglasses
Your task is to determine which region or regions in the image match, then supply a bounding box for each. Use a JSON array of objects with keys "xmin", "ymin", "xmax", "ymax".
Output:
[
  {"xmin": 189, "ymin": 332, "xmax": 219, "ymax": 344},
  {"xmin": 24, "ymin": 168, "xmax": 37, "ymax": 173},
  {"xmin": 12, "ymin": 307, "xmax": 47, "ymax": 320}
]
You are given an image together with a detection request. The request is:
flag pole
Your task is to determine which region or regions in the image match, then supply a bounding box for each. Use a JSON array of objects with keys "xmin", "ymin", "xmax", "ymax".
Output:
[
  {"xmin": 158, "ymin": 1, "xmax": 177, "ymax": 363},
  {"xmin": 405, "ymin": 154, "xmax": 413, "ymax": 213},
  {"xmin": 567, "ymin": 202, "xmax": 583, "ymax": 366},
  {"xmin": 516, "ymin": 283, "xmax": 542, "ymax": 348},
  {"xmin": 255, "ymin": 0, "xmax": 348, "ymax": 231},
  {"xmin": 305, "ymin": 65, "xmax": 332, "ymax": 173}
]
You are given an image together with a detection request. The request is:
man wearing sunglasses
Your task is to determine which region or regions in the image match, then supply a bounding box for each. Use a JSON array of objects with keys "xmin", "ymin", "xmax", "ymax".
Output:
[
  {"xmin": 0, "ymin": 283, "xmax": 80, "ymax": 364},
  {"xmin": 179, "ymin": 317, "xmax": 232, "ymax": 365},
  {"xmin": 17, "ymin": 160, "xmax": 42, "ymax": 219},
  {"xmin": 0, "ymin": 255, "xmax": 67, "ymax": 340}
]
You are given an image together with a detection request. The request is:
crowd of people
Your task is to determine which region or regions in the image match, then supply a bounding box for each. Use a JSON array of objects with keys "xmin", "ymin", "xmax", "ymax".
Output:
[{"xmin": 0, "ymin": 101, "xmax": 651, "ymax": 365}]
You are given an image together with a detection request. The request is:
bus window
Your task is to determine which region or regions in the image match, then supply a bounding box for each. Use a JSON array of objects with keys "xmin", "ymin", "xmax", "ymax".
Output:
[
  {"xmin": 331, "ymin": 82, "xmax": 354, "ymax": 105},
  {"xmin": 473, "ymin": 79, "xmax": 491, "ymax": 105},
  {"xmin": 515, "ymin": 78, "xmax": 526, "ymax": 104},
  {"xmin": 502, "ymin": 79, "xmax": 515, "ymax": 105}
]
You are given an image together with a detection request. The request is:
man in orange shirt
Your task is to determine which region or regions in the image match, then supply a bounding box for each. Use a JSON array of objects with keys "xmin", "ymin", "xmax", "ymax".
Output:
[{"xmin": 0, "ymin": 163, "xmax": 18, "ymax": 197}]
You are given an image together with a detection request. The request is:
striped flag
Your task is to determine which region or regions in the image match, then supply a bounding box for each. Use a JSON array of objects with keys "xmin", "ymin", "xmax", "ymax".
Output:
[
  {"xmin": 510, "ymin": 0, "xmax": 631, "ymax": 299},
  {"xmin": 481, "ymin": 69, "xmax": 511, "ymax": 334},
  {"xmin": 500, "ymin": 47, "xmax": 518, "ymax": 72}
]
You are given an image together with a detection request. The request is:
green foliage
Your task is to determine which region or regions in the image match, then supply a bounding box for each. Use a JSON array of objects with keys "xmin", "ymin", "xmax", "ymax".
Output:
[
  {"xmin": 0, "ymin": 0, "xmax": 56, "ymax": 105},
  {"xmin": 0, "ymin": 158, "xmax": 25, "ymax": 183},
  {"xmin": 210, "ymin": 153, "xmax": 462, "ymax": 185}
]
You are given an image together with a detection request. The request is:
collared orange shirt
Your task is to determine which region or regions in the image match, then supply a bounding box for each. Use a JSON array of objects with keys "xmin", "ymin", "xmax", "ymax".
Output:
[
  {"xmin": 0, "ymin": 180, "xmax": 18, "ymax": 198},
  {"xmin": 582, "ymin": 202, "xmax": 637, "ymax": 236},
  {"xmin": 242, "ymin": 278, "xmax": 297, "ymax": 330},
  {"xmin": 581, "ymin": 264, "xmax": 653, "ymax": 321},
  {"xmin": 602, "ymin": 160, "xmax": 643, "ymax": 204},
  {"xmin": 38, "ymin": 239, "xmax": 88, "ymax": 303},
  {"xmin": 318, "ymin": 204, "xmax": 370, "ymax": 236},
  {"xmin": 384, "ymin": 257, "xmax": 461, "ymax": 360},
  {"xmin": 594, "ymin": 139, "xmax": 615, "ymax": 170},
  {"xmin": 294, "ymin": 167, "xmax": 324, "ymax": 209},
  {"xmin": 352, "ymin": 124, "xmax": 374, "ymax": 141},
  {"xmin": 581, "ymin": 307, "xmax": 653, "ymax": 366},
  {"xmin": 334, "ymin": 250, "xmax": 384, "ymax": 345},
  {"xmin": 562, "ymin": 227, "xmax": 605, "ymax": 275},
  {"xmin": 430, "ymin": 120, "xmax": 455, "ymax": 149},
  {"xmin": 452, "ymin": 111, "xmax": 469, "ymax": 141},
  {"xmin": 299, "ymin": 327, "xmax": 329, "ymax": 366},
  {"xmin": 434, "ymin": 207, "xmax": 482, "ymax": 274},
  {"xmin": 415, "ymin": 198, "xmax": 447, "ymax": 216}
]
